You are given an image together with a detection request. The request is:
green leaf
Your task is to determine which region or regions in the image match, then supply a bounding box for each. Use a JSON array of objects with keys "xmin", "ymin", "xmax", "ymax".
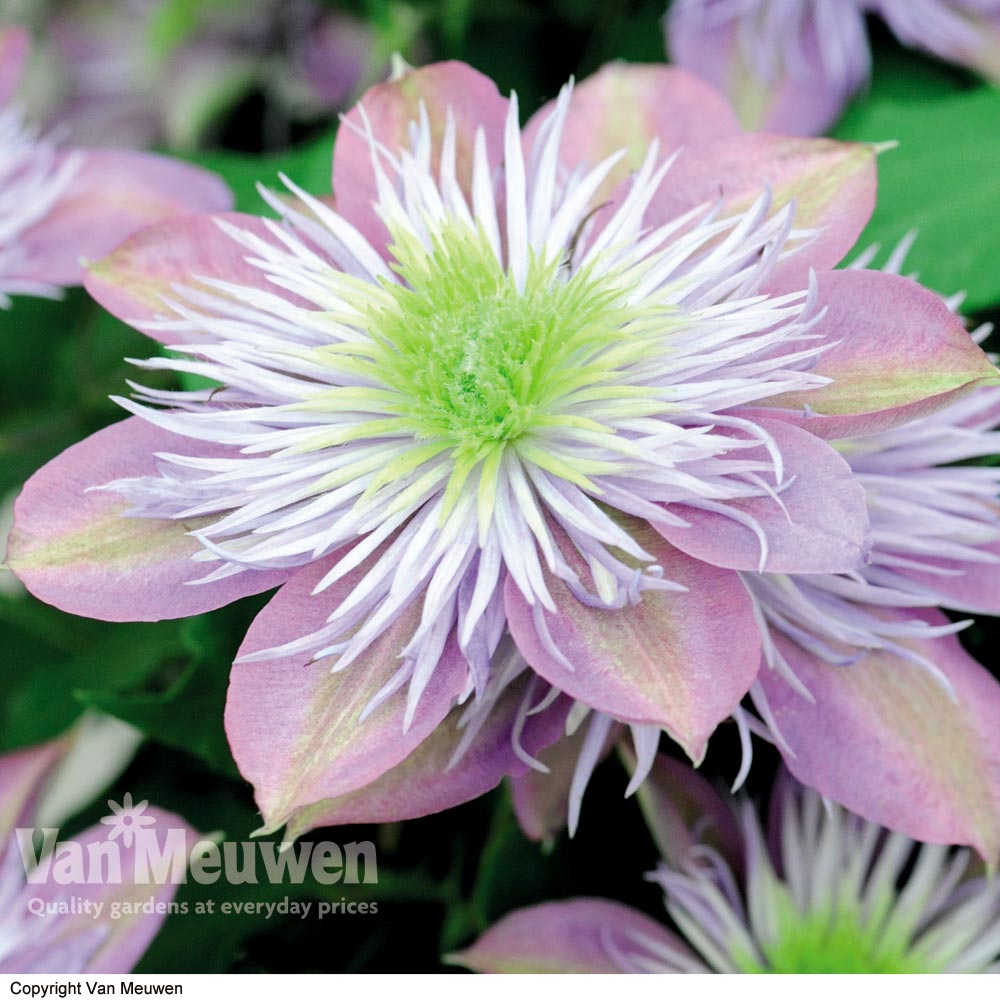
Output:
[
  {"xmin": 0, "ymin": 290, "xmax": 166, "ymax": 493},
  {"xmin": 834, "ymin": 78, "xmax": 1000, "ymax": 311},
  {"xmin": 186, "ymin": 130, "xmax": 339, "ymax": 214},
  {"xmin": 76, "ymin": 634, "xmax": 236, "ymax": 778},
  {"xmin": 76, "ymin": 601, "xmax": 270, "ymax": 777},
  {"xmin": 468, "ymin": 791, "xmax": 567, "ymax": 932},
  {"xmin": 0, "ymin": 595, "xmax": 189, "ymax": 751}
]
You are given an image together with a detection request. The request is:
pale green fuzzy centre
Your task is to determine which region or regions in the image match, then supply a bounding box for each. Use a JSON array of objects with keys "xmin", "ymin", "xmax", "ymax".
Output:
[
  {"xmin": 365, "ymin": 224, "xmax": 655, "ymax": 461},
  {"xmin": 296, "ymin": 222, "xmax": 679, "ymax": 522},
  {"xmin": 735, "ymin": 892, "xmax": 934, "ymax": 974},
  {"xmin": 378, "ymin": 246, "xmax": 557, "ymax": 448}
]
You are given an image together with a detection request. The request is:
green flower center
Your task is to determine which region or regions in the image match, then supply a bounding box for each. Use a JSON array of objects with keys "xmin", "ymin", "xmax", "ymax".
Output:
[
  {"xmin": 295, "ymin": 220, "xmax": 681, "ymax": 521},
  {"xmin": 367, "ymin": 224, "xmax": 650, "ymax": 457},
  {"xmin": 735, "ymin": 895, "xmax": 935, "ymax": 975}
]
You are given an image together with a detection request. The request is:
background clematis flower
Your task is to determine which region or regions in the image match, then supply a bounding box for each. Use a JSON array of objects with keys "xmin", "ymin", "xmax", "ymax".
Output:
[
  {"xmin": 0, "ymin": 736, "xmax": 196, "ymax": 973},
  {"xmin": 742, "ymin": 243, "xmax": 1000, "ymax": 858},
  {"xmin": 7, "ymin": 0, "xmax": 391, "ymax": 151},
  {"xmin": 513, "ymin": 239, "xmax": 1000, "ymax": 856},
  {"xmin": 453, "ymin": 760, "xmax": 1000, "ymax": 973},
  {"xmin": 871, "ymin": 0, "xmax": 1000, "ymax": 82},
  {"xmin": 666, "ymin": 0, "xmax": 1000, "ymax": 136},
  {"xmin": 0, "ymin": 26, "xmax": 232, "ymax": 305},
  {"xmin": 8, "ymin": 60, "xmax": 996, "ymax": 841},
  {"xmin": 743, "ymin": 385, "xmax": 1000, "ymax": 857}
]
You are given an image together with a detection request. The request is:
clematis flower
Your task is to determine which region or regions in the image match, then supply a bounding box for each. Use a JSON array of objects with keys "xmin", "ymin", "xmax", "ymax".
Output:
[
  {"xmin": 666, "ymin": 0, "xmax": 1000, "ymax": 136},
  {"xmin": 454, "ymin": 761, "xmax": 1000, "ymax": 973},
  {"xmin": 8, "ymin": 61, "xmax": 996, "ymax": 839},
  {"xmin": 0, "ymin": 736, "xmax": 195, "ymax": 973},
  {"xmin": 0, "ymin": 26, "xmax": 231, "ymax": 305},
  {"xmin": 871, "ymin": 0, "xmax": 1000, "ymax": 81},
  {"xmin": 513, "ymin": 240, "xmax": 1000, "ymax": 856},
  {"xmin": 745, "ymin": 390, "xmax": 1000, "ymax": 856},
  {"xmin": 13, "ymin": 0, "xmax": 387, "ymax": 151},
  {"xmin": 739, "ymin": 242, "xmax": 1000, "ymax": 857}
]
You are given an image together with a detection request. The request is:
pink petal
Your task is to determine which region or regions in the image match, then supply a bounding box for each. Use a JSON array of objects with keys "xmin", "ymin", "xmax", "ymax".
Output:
[
  {"xmin": 505, "ymin": 525, "xmax": 760, "ymax": 761},
  {"xmin": 333, "ymin": 60, "xmax": 509, "ymax": 253},
  {"xmin": 7, "ymin": 810, "xmax": 198, "ymax": 973},
  {"xmin": 750, "ymin": 270, "xmax": 1000, "ymax": 438},
  {"xmin": 0, "ymin": 739, "xmax": 68, "ymax": 839},
  {"xmin": 646, "ymin": 133, "xmax": 876, "ymax": 288},
  {"xmin": 757, "ymin": 611, "xmax": 1000, "ymax": 860},
  {"xmin": 0, "ymin": 27, "xmax": 28, "ymax": 104},
  {"xmin": 450, "ymin": 898, "xmax": 700, "ymax": 973},
  {"xmin": 15, "ymin": 151, "xmax": 233, "ymax": 287},
  {"xmin": 7, "ymin": 418, "xmax": 289, "ymax": 622},
  {"xmin": 226, "ymin": 553, "xmax": 470, "ymax": 835},
  {"xmin": 84, "ymin": 212, "xmax": 282, "ymax": 342},
  {"xmin": 274, "ymin": 668, "xmax": 571, "ymax": 839},
  {"xmin": 656, "ymin": 417, "xmax": 870, "ymax": 573},
  {"xmin": 632, "ymin": 753, "xmax": 743, "ymax": 873},
  {"xmin": 523, "ymin": 62, "xmax": 740, "ymax": 202}
]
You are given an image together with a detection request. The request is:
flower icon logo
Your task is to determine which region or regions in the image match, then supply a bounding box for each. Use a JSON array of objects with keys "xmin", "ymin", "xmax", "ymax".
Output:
[{"xmin": 100, "ymin": 793, "xmax": 156, "ymax": 847}]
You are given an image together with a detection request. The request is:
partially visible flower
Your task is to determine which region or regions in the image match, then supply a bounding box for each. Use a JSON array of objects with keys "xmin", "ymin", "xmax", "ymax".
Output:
[
  {"xmin": 454, "ymin": 761, "xmax": 1000, "ymax": 974},
  {"xmin": 29, "ymin": 713, "xmax": 142, "ymax": 829},
  {"xmin": 8, "ymin": 61, "xmax": 994, "ymax": 842},
  {"xmin": 667, "ymin": 0, "xmax": 870, "ymax": 135},
  {"xmin": 872, "ymin": 0, "xmax": 1000, "ymax": 82},
  {"xmin": 276, "ymin": 8, "xmax": 395, "ymax": 123},
  {"xmin": 511, "ymin": 238, "xmax": 1000, "ymax": 856},
  {"xmin": 0, "ymin": 26, "xmax": 232, "ymax": 305},
  {"xmin": 11, "ymin": 0, "xmax": 392, "ymax": 151},
  {"xmin": 666, "ymin": 0, "xmax": 1000, "ymax": 135},
  {"xmin": 0, "ymin": 736, "xmax": 197, "ymax": 974},
  {"xmin": 743, "ymin": 242, "xmax": 1000, "ymax": 857}
]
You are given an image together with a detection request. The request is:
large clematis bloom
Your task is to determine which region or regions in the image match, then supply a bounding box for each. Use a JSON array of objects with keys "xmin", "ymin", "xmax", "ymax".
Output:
[
  {"xmin": 667, "ymin": 0, "xmax": 1000, "ymax": 135},
  {"xmin": 455, "ymin": 760, "xmax": 1000, "ymax": 973},
  {"xmin": 8, "ymin": 60, "xmax": 996, "ymax": 839},
  {"xmin": 0, "ymin": 736, "xmax": 195, "ymax": 973},
  {"xmin": 0, "ymin": 27, "xmax": 231, "ymax": 305}
]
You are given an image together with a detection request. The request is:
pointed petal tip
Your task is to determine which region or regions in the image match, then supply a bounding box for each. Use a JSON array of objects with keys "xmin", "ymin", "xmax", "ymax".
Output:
[{"xmin": 759, "ymin": 614, "xmax": 1000, "ymax": 863}]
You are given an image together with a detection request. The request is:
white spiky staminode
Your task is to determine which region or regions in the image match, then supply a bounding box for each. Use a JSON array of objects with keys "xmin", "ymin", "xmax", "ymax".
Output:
[
  {"xmin": 110, "ymin": 82, "xmax": 828, "ymax": 733},
  {"xmin": 0, "ymin": 108, "xmax": 79, "ymax": 306},
  {"xmin": 744, "ymin": 395, "xmax": 1000, "ymax": 697},
  {"xmin": 551, "ymin": 699, "xmax": 773, "ymax": 836}
]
